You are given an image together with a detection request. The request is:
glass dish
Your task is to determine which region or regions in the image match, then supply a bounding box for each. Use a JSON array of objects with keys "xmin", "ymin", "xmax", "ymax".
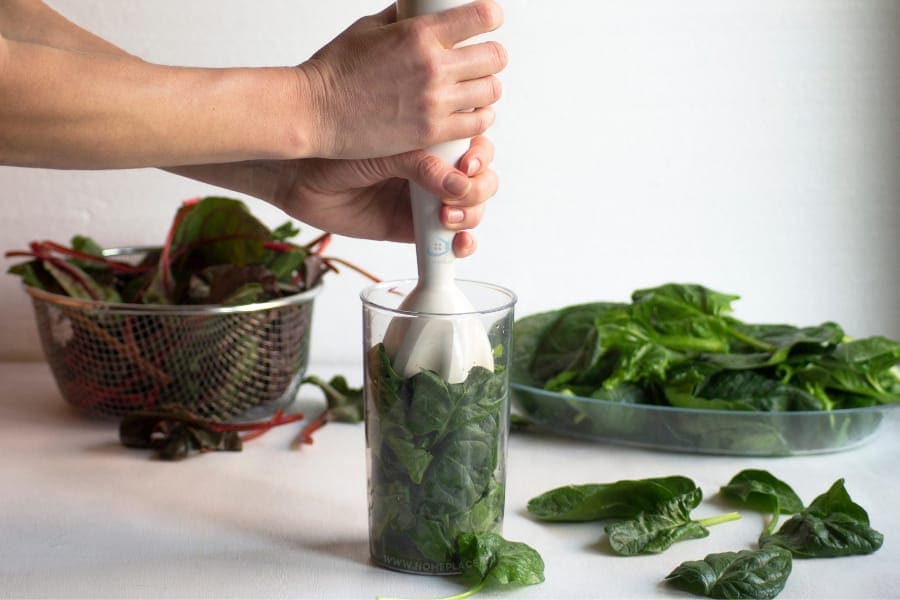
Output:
[{"xmin": 511, "ymin": 383, "xmax": 898, "ymax": 456}]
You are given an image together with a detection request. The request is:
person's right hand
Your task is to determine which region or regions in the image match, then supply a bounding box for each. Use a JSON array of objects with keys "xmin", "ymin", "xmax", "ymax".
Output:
[{"xmin": 297, "ymin": 0, "xmax": 507, "ymax": 160}]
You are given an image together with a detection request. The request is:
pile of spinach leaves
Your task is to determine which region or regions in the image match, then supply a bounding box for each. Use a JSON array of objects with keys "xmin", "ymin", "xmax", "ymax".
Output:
[
  {"xmin": 528, "ymin": 470, "xmax": 883, "ymax": 599},
  {"xmin": 366, "ymin": 343, "xmax": 509, "ymax": 574},
  {"xmin": 512, "ymin": 283, "xmax": 900, "ymax": 453},
  {"xmin": 667, "ymin": 470, "xmax": 883, "ymax": 599}
]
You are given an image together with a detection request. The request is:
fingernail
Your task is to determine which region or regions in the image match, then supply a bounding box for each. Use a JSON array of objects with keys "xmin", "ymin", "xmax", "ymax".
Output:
[
  {"xmin": 443, "ymin": 172, "xmax": 469, "ymax": 196},
  {"xmin": 466, "ymin": 159, "xmax": 481, "ymax": 177},
  {"xmin": 446, "ymin": 208, "xmax": 465, "ymax": 224}
]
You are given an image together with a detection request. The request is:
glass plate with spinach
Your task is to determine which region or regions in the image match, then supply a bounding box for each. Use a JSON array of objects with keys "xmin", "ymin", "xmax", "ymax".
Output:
[{"xmin": 511, "ymin": 283, "xmax": 900, "ymax": 456}]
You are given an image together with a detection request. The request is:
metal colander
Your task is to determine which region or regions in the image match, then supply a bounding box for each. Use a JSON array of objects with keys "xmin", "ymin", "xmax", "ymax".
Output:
[{"xmin": 26, "ymin": 247, "xmax": 320, "ymax": 422}]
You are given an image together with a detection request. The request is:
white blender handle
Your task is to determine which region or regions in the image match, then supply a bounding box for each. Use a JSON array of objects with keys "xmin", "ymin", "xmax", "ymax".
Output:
[
  {"xmin": 397, "ymin": 0, "xmax": 473, "ymax": 290},
  {"xmin": 409, "ymin": 139, "xmax": 470, "ymax": 288}
]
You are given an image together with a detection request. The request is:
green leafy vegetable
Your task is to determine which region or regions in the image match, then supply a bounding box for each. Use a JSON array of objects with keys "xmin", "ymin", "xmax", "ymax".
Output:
[
  {"xmin": 4, "ymin": 196, "xmax": 373, "ymax": 306},
  {"xmin": 293, "ymin": 375, "xmax": 365, "ymax": 447},
  {"xmin": 455, "ymin": 532, "xmax": 544, "ymax": 594},
  {"xmin": 119, "ymin": 407, "xmax": 304, "ymax": 460},
  {"xmin": 759, "ymin": 479, "xmax": 884, "ymax": 558},
  {"xmin": 720, "ymin": 470, "xmax": 803, "ymax": 535},
  {"xmin": 527, "ymin": 475, "xmax": 696, "ymax": 522},
  {"xmin": 376, "ymin": 532, "xmax": 544, "ymax": 600},
  {"xmin": 511, "ymin": 283, "xmax": 900, "ymax": 454},
  {"xmin": 665, "ymin": 546, "xmax": 793, "ymax": 599},
  {"xmin": 367, "ymin": 343, "xmax": 508, "ymax": 573},
  {"xmin": 604, "ymin": 487, "xmax": 740, "ymax": 555}
]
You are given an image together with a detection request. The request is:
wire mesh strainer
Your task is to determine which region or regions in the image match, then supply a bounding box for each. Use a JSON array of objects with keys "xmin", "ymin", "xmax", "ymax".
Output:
[{"xmin": 26, "ymin": 247, "xmax": 320, "ymax": 422}]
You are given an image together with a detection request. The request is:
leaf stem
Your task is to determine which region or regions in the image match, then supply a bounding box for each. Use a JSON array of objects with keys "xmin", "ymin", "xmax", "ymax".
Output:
[
  {"xmin": 375, "ymin": 580, "xmax": 485, "ymax": 600},
  {"xmin": 697, "ymin": 512, "xmax": 742, "ymax": 528},
  {"xmin": 727, "ymin": 326, "xmax": 777, "ymax": 353}
]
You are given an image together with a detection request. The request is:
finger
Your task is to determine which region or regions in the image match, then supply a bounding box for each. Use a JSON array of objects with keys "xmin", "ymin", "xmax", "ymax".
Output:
[
  {"xmin": 368, "ymin": 4, "xmax": 397, "ymax": 26},
  {"xmin": 427, "ymin": 1, "xmax": 504, "ymax": 47},
  {"xmin": 443, "ymin": 168, "xmax": 499, "ymax": 208},
  {"xmin": 439, "ymin": 106, "xmax": 496, "ymax": 144},
  {"xmin": 443, "ymin": 75, "xmax": 502, "ymax": 113},
  {"xmin": 447, "ymin": 41, "xmax": 508, "ymax": 82},
  {"xmin": 452, "ymin": 231, "xmax": 478, "ymax": 258},
  {"xmin": 386, "ymin": 149, "xmax": 472, "ymax": 200},
  {"xmin": 458, "ymin": 135, "xmax": 495, "ymax": 177},
  {"xmin": 442, "ymin": 203, "xmax": 485, "ymax": 231}
]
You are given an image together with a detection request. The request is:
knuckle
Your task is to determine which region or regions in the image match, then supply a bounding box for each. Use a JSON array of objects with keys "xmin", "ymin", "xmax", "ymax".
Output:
[
  {"xmin": 473, "ymin": 0, "xmax": 503, "ymax": 31},
  {"xmin": 487, "ymin": 76, "xmax": 503, "ymax": 103},
  {"xmin": 416, "ymin": 153, "xmax": 445, "ymax": 183},
  {"xmin": 487, "ymin": 41, "xmax": 508, "ymax": 72}
]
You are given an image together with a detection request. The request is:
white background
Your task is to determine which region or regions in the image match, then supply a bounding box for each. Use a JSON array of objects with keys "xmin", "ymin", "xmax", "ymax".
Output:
[{"xmin": 1, "ymin": 0, "xmax": 898, "ymax": 364}]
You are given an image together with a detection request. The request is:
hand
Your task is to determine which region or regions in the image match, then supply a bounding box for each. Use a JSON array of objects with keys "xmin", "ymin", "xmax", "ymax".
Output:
[
  {"xmin": 298, "ymin": 1, "xmax": 507, "ymax": 159},
  {"xmin": 273, "ymin": 136, "xmax": 498, "ymax": 258}
]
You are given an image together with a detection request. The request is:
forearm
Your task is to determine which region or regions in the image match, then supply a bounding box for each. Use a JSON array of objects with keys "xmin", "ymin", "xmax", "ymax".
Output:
[
  {"xmin": 0, "ymin": 38, "xmax": 313, "ymax": 169},
  {"xmin": 0, "ymin": 0, "xmax": 126, "ymax": 55},
  {"xmin": 166, "ymin": 161, "xmax": 290, "ymax": 209}
]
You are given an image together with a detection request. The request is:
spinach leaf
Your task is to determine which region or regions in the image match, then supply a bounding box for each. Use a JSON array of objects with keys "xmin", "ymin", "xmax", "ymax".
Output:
[
  {"xmin": 457, "ymin": 532, "xmax": 545, "ymax": 588},
  {"xmin": 665, "ymin": 546, "xmax": 793, "ymax": 599},
  {"xmin": 529, "ymin": 302, "xmax": 626, "ymax": 386},
  {"xmin": 665, "ymin": 369, "xmax": 824, "ymax": 412},
  {"xmin": 527, "ymin": 475, "xmax": 696, "ymax": 522},
  {"xmin": 605, "ymin": 487, "xmax": 740, "ymax": 555},
  {"xmin": 367, "ymin": 343, "xmax": 509, "ymax": 573},
  {"xmin": 720, "ymin": 470, "xmax": 803, "ymax": 535},
  {"xmin": 375, "ymin": 532, "xmax": 544, "ymax": 600},
  {"xmin": 759, "ymin": 479, "xmax": 884, "ymax": 558}
]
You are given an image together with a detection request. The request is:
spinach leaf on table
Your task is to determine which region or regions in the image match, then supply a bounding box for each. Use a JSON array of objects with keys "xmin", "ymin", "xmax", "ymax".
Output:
[
  {"xmin": 456, "ymin": 532, "xmax": 545, "ymax": 589},
  {"xmin": 665, "ymin": 546, "xmax": 793, "ymax": 599},
  {"xmin": 720, "ymin": 470, "xmax": 803, "ymax": 536},
  {"xmin": 759, "ymin": 479, "xmax": 884, "ymax": 558},
  {"xmin": 527, "ymin": 475, "xmax": 696, "ymax": 522},
  {"xmin": 605, "ymin": 487, "xmax": 740, "ymax": 555},
  {"xmin": 375, "ymin": 532, "xmax": 544, "ymax": 600}
]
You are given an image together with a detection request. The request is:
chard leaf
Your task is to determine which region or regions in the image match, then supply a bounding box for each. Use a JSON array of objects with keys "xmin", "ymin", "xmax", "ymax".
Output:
[
  {"xmin": 70, "ymin": 235, "xmax": 105, "ymax": 259},
  {"xmin": 7, "ymin": 261, "xmax": 61, "ymax": 293},
  {"xmin": 759, "ymin": 479, "xmax": 884, "ymax": 558},
  {"xmin": 266, "ymin": 246, "xmax": 307, "ymax": 279},
  {"xmin": 188, "ymin": 264, "xmax": 278, "ymax": 305},
  {"xmin": 665, "ymin": 546, "xmax": 793, "ymax": 599},
  {"xmin": 44, "ymin": 259, "xmax": 121, "ymax": 302},
  {"xmin": 302, "ymin": 374, "xmax": 364, "ymax": 423},
  {"xmin": 271, "ymin": 221, "xmax": 301, "ymax": 241},
  {"xmin": 144, "ymin": 197, "xmax": 272, "ymax": 303},
  {"xmin": 527, "ymin": 475, "xmax": 696, "ymax": 522},
  {"xmin": 119, "ymin": 408, "xmax": 242, "ymax": 460}
]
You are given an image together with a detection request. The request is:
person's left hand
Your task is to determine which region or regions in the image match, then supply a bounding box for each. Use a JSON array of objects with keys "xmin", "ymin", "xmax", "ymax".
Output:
[{"xmin": 271, "ymin": 135, "xmax": 497, "ymax": 258}]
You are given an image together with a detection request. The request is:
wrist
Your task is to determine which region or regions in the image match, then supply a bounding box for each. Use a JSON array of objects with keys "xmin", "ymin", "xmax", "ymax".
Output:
[{"xmin": 293, "ymin": 60, "xmax": 334, "ymax": 158}]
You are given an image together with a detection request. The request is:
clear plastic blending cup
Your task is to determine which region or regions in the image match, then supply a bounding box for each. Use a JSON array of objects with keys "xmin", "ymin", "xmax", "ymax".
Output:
[{"xmin": 360, "ymin": 279, "xmax": 516, "ymax": 574}]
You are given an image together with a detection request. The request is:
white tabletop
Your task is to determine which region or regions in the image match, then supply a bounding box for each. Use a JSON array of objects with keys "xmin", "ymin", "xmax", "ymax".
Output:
[{"xmin": 1, "ymin": 361, "xmax": 898, "ymax": 599}]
